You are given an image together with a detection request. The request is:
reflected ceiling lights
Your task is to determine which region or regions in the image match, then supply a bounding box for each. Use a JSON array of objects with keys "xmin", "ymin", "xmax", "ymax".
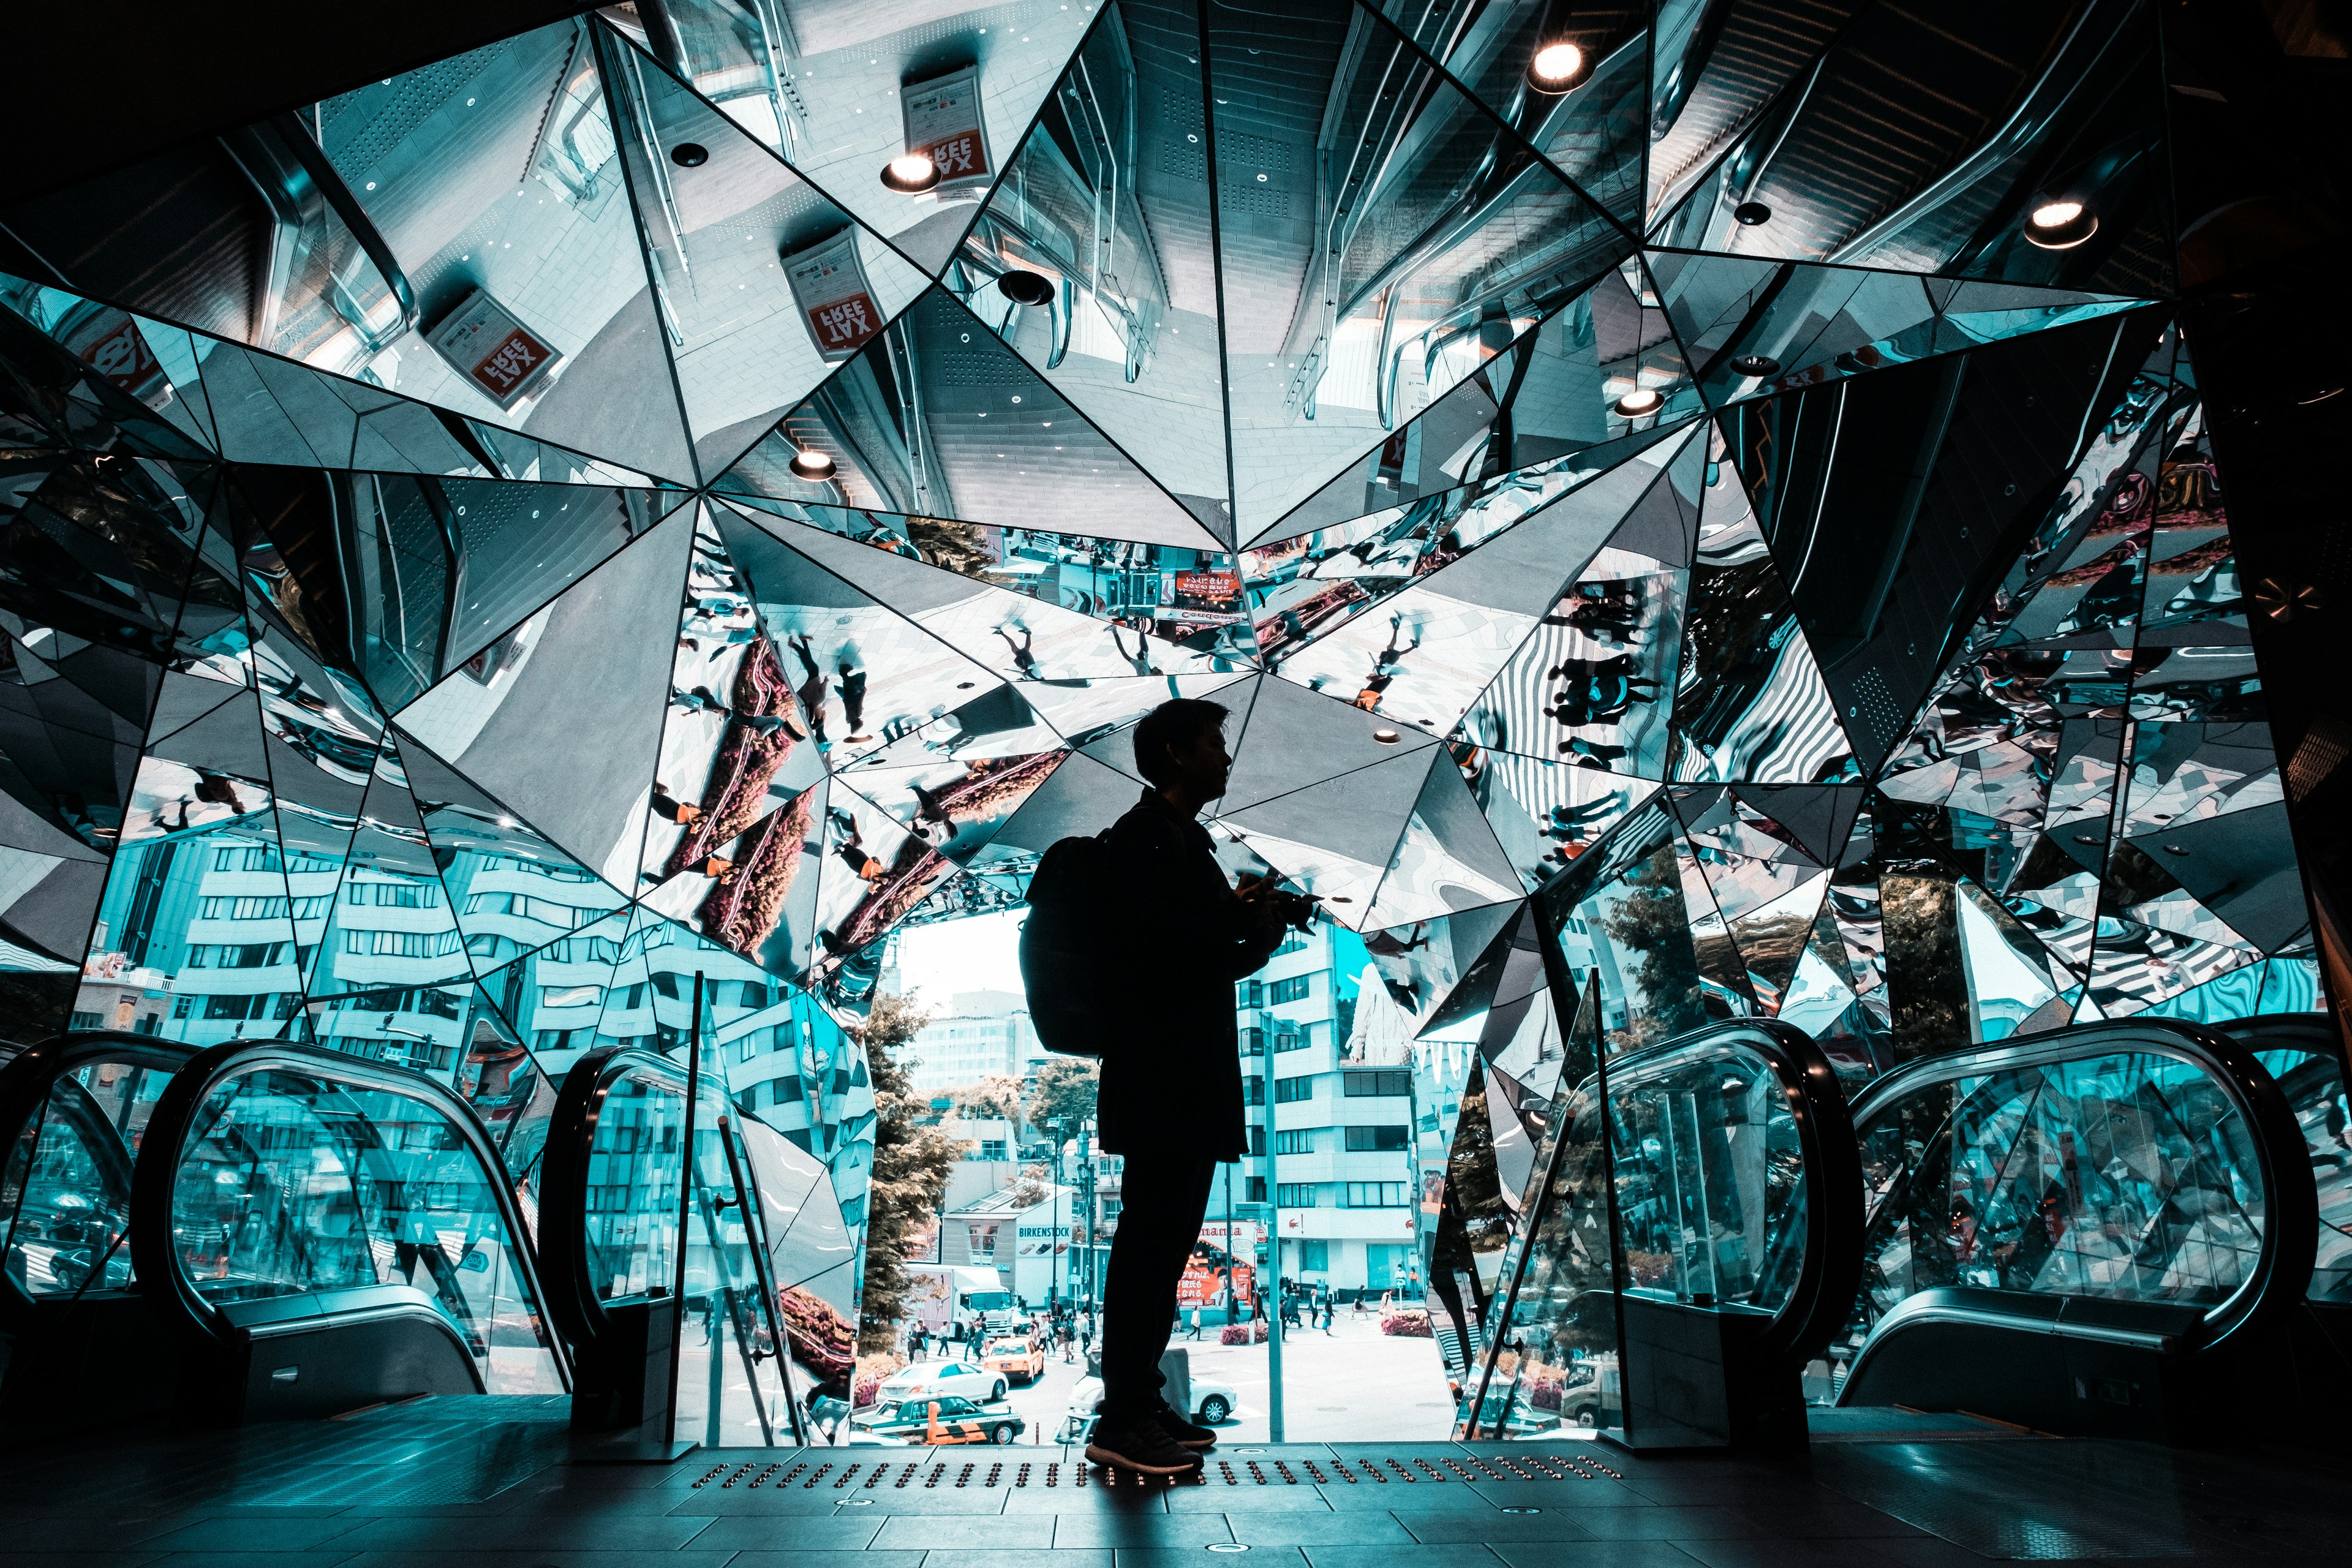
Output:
[
  {"xmin": 1373, "ymin": 727, "xmax": 1401, "ymax": 744},
  {"xmin": 880, "ymin": 152, "xmax": 941, "ymax": 194},
  {"xmin": 1613, "ymin": 387, "xmax": 1664, "ymax": 417},
  {"xmin": 788, "ymin": 445, "xmax": 837, "ymax": 481},
  {"xmin": 1733, "ymin": 201, "xmax": 1771, "ymax": 227},
  {"xmin": 2024, "ymin": 199, "xmax": 2097, "ymax": 249},
  {"xmin": 669, "ymin": 143, "xmax": 709, "ymax": 167},
  {"xmin": 997, "ymin": 271, "xmax": 1055, "ymax": 307},
  {"xmin": 1525, "ymin": 41, "xmax": 1585, "ymax": 94},
  {"xmin": 1728, "ymin": 354, "xmax": 1780, "ymax": 378}
]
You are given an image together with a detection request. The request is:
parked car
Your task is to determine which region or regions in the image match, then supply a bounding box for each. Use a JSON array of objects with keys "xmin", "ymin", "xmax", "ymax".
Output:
[
  {"xmin": 1055, "ymin": 1373, "xmax": 1238, "ymax": 1444},
  {"xmin": 852, "ymin": 1393, "xmax": 1023, "ymax": 1446},
  {"xmin": 877, "ymin": 1357, "xmax": 1009, "ymax": 1405},
  {"xmin": 981, "ymin": 1334, "xmax": 1046, "ymax": 1385}
]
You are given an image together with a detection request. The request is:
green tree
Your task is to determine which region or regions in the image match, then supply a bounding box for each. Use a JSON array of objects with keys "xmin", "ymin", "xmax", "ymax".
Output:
[
  {"xmin": 855, "ymin": 992, "xmax": 968, "ymax": 1354},
  {"xmin": 1025, "ymin": 1055, "xmax": 1099, "ymax": 1135},
  {"xmin": 1598, "ymin": 843, "xmax": 1708, "ymax": 1048},
  {"xmin": 947, "ymin": 1072, "xmax": 1026, "ymax": 1136}
]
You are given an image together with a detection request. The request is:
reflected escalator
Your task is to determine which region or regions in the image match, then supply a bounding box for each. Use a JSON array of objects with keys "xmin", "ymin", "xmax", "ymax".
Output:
[
  {"xmin": 1466, "ymin": 1020, "xmax": 1861, "ymax": 1447},
  {"xmin": 539, "ymin": 1044, "xmax": 820, "ymax": 1449},
  {"xmin": 1833, "ymin": 1019, "xmax": 2318, "ymax": 1439},
  {"xmin": 127, "ymin": 1038, "xmax": 570, "ymax": 1423},
  {"xmin": 0, "ymin": 1032, "xmax": 195, "ymax": 1436}
]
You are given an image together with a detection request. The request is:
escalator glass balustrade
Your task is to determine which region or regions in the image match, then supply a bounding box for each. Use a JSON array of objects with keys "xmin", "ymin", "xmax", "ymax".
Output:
[
  {"xmin": 1834, "ymin": 1019, "xmax": 2316, "ymax": 1438},
  {"xmin": 1468, "ymin": 1020, "xmax": 1860, "ymax": 1448},
  {"xmin": 132, "ymin": 1040, "xmax": 570, "ymax": 1422}
]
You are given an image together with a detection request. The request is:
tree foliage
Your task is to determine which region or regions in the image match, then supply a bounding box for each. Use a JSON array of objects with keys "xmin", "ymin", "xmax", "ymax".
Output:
[
  {"xmin": 1025, "ymin": 1055, "xmax": 1099, "ymax": 1134},
  {"xmin": 946, "ymin": 1073, "xmax": 1026, "ymax": 1134},
  {"xmin": 855, "ymin": 992, "xmax": 967, "ymax": 1354}
]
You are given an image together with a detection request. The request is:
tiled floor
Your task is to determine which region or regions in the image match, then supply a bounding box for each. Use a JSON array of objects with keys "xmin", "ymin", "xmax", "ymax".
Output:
[{"xmin": 0, "ymin": 1399, "xmax": 2340, "ymax": 1568}]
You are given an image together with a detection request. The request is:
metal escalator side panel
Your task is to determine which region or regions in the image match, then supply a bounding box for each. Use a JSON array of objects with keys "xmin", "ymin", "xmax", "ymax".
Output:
[
  {"xmin": 2215, "ymin": 1015, "xmax": 2352, "ymax": 1306},
  {"xmin": 1842, "ymin": 1018, "xmax": 2317, "ymax": 1371},
  {"xmin": 537, "ymin": 1044, "xmax": 691, "ymax": 1355},
  {"xmin": 129, "ymin": 1037, "xmax": 571, "ymax": 1414}
]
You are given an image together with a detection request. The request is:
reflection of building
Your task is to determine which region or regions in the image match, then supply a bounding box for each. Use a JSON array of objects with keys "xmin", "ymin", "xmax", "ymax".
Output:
[
  {"xmin": 940, "ymin": 1182, "xmax": 1078, "ymax": 1305},
  {"xmin": 1237, "ymin": 925, "xmax": 1421, "ymax": 1294},
  {"xmin": 904, "ymin": 990, "xmax": 1038, "ymax": 1096}
]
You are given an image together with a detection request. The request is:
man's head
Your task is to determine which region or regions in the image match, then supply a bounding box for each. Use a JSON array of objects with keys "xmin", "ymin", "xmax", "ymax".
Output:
[{"xmin": 1134, "ymin": 697, "xmax": 1231, "ymax": 811}]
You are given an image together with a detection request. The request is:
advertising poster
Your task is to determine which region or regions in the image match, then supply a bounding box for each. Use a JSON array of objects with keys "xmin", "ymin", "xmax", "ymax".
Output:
[
  {"xmin": 783, "ymin": 229, "xmax": 886, "ymax": 361},
  {"xmin": 425, "ymin": 288, "xmax": 561, "ymax": 409},
  {"xmin": 901, "ymin": 66, "xmax": 992, "ymax": 192}
]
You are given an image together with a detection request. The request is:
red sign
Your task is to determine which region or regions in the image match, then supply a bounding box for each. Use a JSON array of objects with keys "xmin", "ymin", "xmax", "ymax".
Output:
[
  {"xmin": 924, "ymin": 130, "xmax": 989, "ymax": 183},
  {"xmin": 77, "ymin": 315, "xmax": 157, "ymax": 393},
  {"xmin": 806, "ymin": 292, "xmax": 884, "ymax": 355},
  {"xmin": 469, "ymin": 326, "xmax": 554, "ymax": 399},
  {"xmin": 1172, "ymin": 570, "xmax": 1241, "ymax": 609}
]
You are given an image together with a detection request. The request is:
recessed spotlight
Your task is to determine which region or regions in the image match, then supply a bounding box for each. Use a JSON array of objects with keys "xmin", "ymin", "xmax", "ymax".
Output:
[
  {"xmin": 998, "ymin": 271, "xmax": 1055, "ymax": 307},
  {"xmin": 1733, "ymin": 201, "xmax": 1771, "ymax": 227},
  {"xmin": 881, "ymin": 151, "xmax": 940, "ymax": 193},
  {"xmin": 1727, "ymin": 354, "xmax": 1780, "ymax": 378},
  {"xmin": 1373, "ymin": 728, "xmax": 1401, "ymax": 744},
  {"xmin": 1613, "ymin": 387, "xmax": 1664, "ymax": 417},
  {"xmin": 789, "ymin": 446, "xmax": 837, "ymax": 481},
  {"xmin": 1525, "ymin": 40, "xmax": 1585, "ymax": 93},
  {"xmin": 669, "ymin": 143, "xmax": 709, "ymax": 167},
  {"xmin": 2024, "ymin": 198, "xmax": 2097, "ymax": 249}
]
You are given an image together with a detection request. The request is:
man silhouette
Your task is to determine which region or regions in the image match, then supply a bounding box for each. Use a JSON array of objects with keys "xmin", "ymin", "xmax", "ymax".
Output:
[{"xmin": 1086, "ymin": 698, "xmax": 1291, "ymax": 1475}]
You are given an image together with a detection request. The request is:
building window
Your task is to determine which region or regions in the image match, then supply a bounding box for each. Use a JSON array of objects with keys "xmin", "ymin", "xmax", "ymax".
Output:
[
  {"xmin": 69, "ymin": 1011, "xmax": 101, "ymax": 1031},
  {"xmin": 1236, "ymin": 980, "xmax": 1262, "ymax": 1008},
  {"xmin": 1245, "ymin": 1177, "xmax": 1267, "ymax": 1202},
  {"xmin": 1274, "ymin": 1028, "xmax": 1308, "ymax": 1053},
  {"xmin": 1243, "ymin": 1078, "xmax": 1265, "ymax": 1106},
  {"xmin": 1273, "ymin": 1074, "xmax": 1314, "ymax": 1103},
  {"xmin": 1344, "ymin": 1125, "xmax": 1409, "ymax": 1152},
  {"xmin": 1299, "ymin": 1239, "xmax": 1329, "ymax": 1270},
  {"xmin": 979, "ymin": 1139, "xmax": 1007, "ymax": 1160},
  {"xmin": 1267, "ymin": 974, "xmax": 1310, "ymax": 1004},
  {"xmin": 1273, "ymin": 933, "xmax": 1308, "ymax": 957},
  {"xmin": 1273, "ymin": 1129, "xmax": 1314, "ymax": 1155},
  {"xmin": 1240, "ymin": 1026, "xmax": 1264, "ymax": 1057},
  {"xmin": 1247, "ymin": 1125, "xmax": 1266, "ymax": 1156},
  {"xmin": 1343, "ymin": 1182, "xmax": 1411, "ymax": 1207},
  {"xmin": 1275, "ymin": 1183, "xmax": 1319, "ymax": 1208},
  {"xmin": 1343, "ymin": 1069, "xmax": 1412, "ymax": 1098}
]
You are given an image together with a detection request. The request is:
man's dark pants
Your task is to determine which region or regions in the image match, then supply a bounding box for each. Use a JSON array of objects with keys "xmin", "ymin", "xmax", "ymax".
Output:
[{"xmin": 1098, "ymin": 1150, "xmax": 1218, "ymax": 1420}]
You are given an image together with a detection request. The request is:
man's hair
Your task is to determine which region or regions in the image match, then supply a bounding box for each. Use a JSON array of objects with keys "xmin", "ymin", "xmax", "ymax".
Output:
[{"xmin": 1133, "ymin": 698, "xmax": 1229, "ymax": 787}]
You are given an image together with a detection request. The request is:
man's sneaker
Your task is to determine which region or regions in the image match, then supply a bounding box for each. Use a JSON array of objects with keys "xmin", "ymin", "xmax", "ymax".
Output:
[
  {"xmin": 1086, "ymin": 1413, "xmax": 1205, "ymax": 1476},
  {"xmin": 1153, "ymin": 1403, "xmax": 1218, "ymax": 1450}
]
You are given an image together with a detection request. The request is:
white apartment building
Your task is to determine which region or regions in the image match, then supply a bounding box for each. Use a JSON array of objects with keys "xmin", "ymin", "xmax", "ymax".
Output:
[{"xmin": 903, "ymin": 990, "xmax": 1039, "ymax": 1098}]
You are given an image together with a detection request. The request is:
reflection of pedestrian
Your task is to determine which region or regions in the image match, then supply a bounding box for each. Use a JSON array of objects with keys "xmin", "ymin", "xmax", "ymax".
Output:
[
  {"xmin": 789, "ymin": 635, "xmax": 829, "ymax": 744},
  {"xmin": 837, "ymin": 656, "xmax": 871, "ymax": 742},
  {"xmin": 995, "ymin": 622, "xmax": 1042, "ymax": 680},
  {"xmin": 829, "ymin": 810, "xmax": 887, "ymax": 882},
  {"xmin": 1560, "ymin": 736, "xmax": 1629, "ymax": 767},
  {"xmin": 1111, "ymin": 620, "xmax": 1158, "ymax": 676},
  {"xmin": 650, "ymin": 783, "xmax": 704, "ymax": 827}
]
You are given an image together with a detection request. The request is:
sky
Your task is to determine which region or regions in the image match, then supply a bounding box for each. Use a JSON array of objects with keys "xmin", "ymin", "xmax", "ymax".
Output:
[{"xmin": 893, "ymin": 908, "xmax": 1029, "ymax": 1007}]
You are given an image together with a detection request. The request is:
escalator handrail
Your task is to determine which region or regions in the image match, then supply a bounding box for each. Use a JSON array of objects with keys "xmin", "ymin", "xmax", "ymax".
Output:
[
  {"xmin": 126, "ymin": 1037, "xmax": 572, "ymax": 1389},
  {"xmin": 0, "ymin": 1030, "xmax": 199, "ymax": 1327},
  {"xmin": 538, "ymin": 1043, "xmax": 701, "ymax": 1354},
  {"xmin": 1846, "ymin": 1017, "xmax": 2318, "ymax": 1353}
]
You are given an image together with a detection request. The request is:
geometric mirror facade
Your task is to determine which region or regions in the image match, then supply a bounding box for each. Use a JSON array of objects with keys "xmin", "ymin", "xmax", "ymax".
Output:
[{"xmin": 0, "ymin": 0, "xmax": 2324, "ymax": 1411}]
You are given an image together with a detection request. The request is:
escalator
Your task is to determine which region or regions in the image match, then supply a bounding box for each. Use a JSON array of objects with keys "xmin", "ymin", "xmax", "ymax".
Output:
[
  {"xmin": 539, "ymin": 1044, "xmax": 851, "ymax": 1450},
  {"xmin": 0, "ymin": 1032, "xmax": 195, "ymax": 1437},
  {"xmin": 1463, "ymin": 1019, "xmax": 1861, "ymax": 1448},
  {"xmin": 126, "ymin": 1037, "xmax": 570, "ymax": 1423},
  {"xmin": 1833, "ymin": 1019, "xmax": 2319, "ymax": 1441}
]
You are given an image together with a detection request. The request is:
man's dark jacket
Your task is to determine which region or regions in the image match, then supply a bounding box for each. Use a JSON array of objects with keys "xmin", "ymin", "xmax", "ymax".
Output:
[{"xmin": 1097, "ymin": 790, "xmax": 1281, "ymax": 1161}]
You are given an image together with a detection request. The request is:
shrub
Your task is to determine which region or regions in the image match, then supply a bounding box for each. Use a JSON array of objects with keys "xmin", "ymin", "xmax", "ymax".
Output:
[
  {"xmin": 1220, "ymin": 1321, "xmax": 1269, "ymax": 1345},
  {"xmin": 1380, "ymin": 1310, "xmax": 1433, "ymax": 1337},
  {"xmin": 1526, "ymin": 1374, "xmax": 1563, "ymax": 1412}
]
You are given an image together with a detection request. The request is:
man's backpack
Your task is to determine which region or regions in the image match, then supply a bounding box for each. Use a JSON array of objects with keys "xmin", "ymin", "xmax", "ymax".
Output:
[{"xmin": 1020, "ymin": 831, "xmax": 1119, "ymax": 1057}]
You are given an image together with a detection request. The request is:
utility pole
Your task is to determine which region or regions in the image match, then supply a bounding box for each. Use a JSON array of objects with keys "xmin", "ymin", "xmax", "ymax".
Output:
[{"xmin": 1262, "ymin": 1036, "xmax": 1284, "ymax": 1442}]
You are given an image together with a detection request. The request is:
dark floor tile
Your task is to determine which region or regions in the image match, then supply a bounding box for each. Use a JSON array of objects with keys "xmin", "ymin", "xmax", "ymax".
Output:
[
  {"xmin": 471, "ymin": 1512, "xmax": 722, "ymax": 1550},
  {"xmin": 1858, "ymin": 1540, "xmax": 1994, "ymax": 1568},
  {"xmin": 727, "ymin": 1555, "xmax": 929, "ymax": 1568},
  {"xmin": 1056, "ymin": 1512, "xmax": 1234, "ymax": 1547},
  {"xmin": 1322, "ymin": 1484, "xmax": 1494, "ymax": 1513},
  {"xmin": 1675, "ymin": 1539, "xmax": 1904, "ymax": 1568},
  {"xmin": 1167, "ymin": 1488, "xmax": 1332, "ymax": 1514},
  {"xmin": 0, "ymin": 1520, "xmax": 186, "ymax": 1551},
  {"xmin": 680, "ymin": 1513, "xmax": 886, "ymax": 1550},
  {"xmin": 1464, "ymin": 1482, "xmax": 1651, "ymax": 1510},
  {"xmin": 1401, "ymin": 1513, "xmax": 1600, "ymax": 1545},
  {"xmin": 668, "ymin": 1487, "xmax": 879, "ymax": 1515},
  {"xmin": 927, "ymin": 1551, "xmax": 1114, "ymax": 1568},
  {"xmin": 330, "ymin": 1555, "xmax": 739, "ymax": 1568},
  {"xmin": 1302, "ymin": 1547, "xmax": 1507, "ymax": 1568},
  {"xmin": 1732, "ymin": 1505, "xmax": 1923, "ymax": 1542},
  {"xmin": 0, "ymin": 1556, "xmax": 167, "ymax": 1568},
  {"xmin": 1570, "ymin": 1509, "xmax": 1776, "ymax": 1542},
  {"xmin": 1226, "ymin": 1512, "xmax": 1417, "ymax": 1545},
  {"xmin": 870, "ymin": 1512, "xmax": 1058, "ymax": 1550},
  {"xmin": 1488, "ymin": 1541, "xmax": 1711, "ymax": 1568},
  {"xmin": 1115, "ymin": 1550, "xmax": 1310, "ymax": 1568},
  {"xmin": 1620, "ymin": 1482, "xmax": 1828, "ymax": 1509},
  {"xmin": 130, "ymin": 1556, "xmax": 365, "ymax": 1568}
]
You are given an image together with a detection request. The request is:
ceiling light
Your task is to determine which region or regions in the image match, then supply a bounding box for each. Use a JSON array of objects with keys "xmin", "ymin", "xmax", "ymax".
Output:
[
  {"xmin": 669, "ymin": 143, "xmax": 709, "ymax": 168},
  {"xmin": 1733, "ymin": 201, "xmax": 1771, "ymax": 227},
  {"xmin": 2023, "ymin": 199, "xmax": 2097, "ymax": 249},
  {"xmin": 789, "ymin": 446, "xmax": 837, "ymax": 481},
  {"xmin": 998, "ymin": 271, "xmax": 1055, "ymax": 307},
  {"xmin": 1728, "ymin": 354, "xmax": 1780, "ymax": 378},
  {"xmin": 1525, "ymin": 41, "xmax": 1584, "ymax": 93},
  {"xmin": 1373, "ymin": 728, "xmax": 1401, "ymax": 744},
  {"xmin": 880, "ymin": 152, "xmax": 940, "ymax": 194},
  {"xmin": 1613, "ymin": 387, "xmax": 1664, "ymax": 417}
]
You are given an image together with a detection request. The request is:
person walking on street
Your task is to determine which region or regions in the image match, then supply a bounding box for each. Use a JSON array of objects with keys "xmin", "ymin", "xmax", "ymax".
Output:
[{"xmin": 1081, "ymin": 699, "xmax": 1295, "ymax": 1477}]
